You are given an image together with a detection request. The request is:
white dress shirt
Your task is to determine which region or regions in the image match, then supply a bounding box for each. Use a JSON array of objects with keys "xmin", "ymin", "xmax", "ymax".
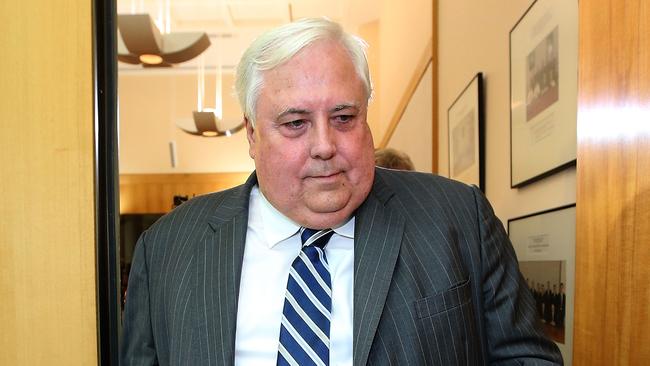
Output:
[{"xmin": 234, "ymin": 186, "xmax": 354, "ymax": 366}]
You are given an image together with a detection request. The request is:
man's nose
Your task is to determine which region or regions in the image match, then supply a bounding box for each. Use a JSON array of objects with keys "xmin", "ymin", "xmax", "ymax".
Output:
[{"xmin": 309, "ymin": 119, "xmax": 336, "ymax": 160}]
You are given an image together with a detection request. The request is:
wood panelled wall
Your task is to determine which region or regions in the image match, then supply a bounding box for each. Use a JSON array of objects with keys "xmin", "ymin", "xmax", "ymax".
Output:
[
  {"xmin": 0, "ymin": 1, "xmax": 98, "ymax": 364},
  {"xmin": 574, "ymin": 0, "xmax": 650, "ymax": 364},
  {"xmin": 120, "ymin": 173, "xmax": 251, "ymax": 214}
]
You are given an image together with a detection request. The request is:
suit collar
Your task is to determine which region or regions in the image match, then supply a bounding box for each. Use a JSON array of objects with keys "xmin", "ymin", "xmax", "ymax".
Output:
[
  {"xmin": 200, "ymin": 172, "xmax": 256, "ymax": 366},
  {"xmin": 206, "ymin": 172, "xmax": 257, "ymax": 231},
  {"xmin": 353, "ymin": 168, "xmax": 405, "ymax": 366}
]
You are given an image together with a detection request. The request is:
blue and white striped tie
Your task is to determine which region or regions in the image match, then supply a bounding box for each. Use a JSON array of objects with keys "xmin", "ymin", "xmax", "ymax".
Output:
[{"xmin": 277, "ymin": 227, "xmax": 334, "ymax": 366}]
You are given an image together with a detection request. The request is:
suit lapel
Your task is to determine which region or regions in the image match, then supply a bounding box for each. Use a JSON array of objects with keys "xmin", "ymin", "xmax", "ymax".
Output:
[
  {"xmin": 198, "ymin": 173, "xmax": 256, "ymax": 366},
  {"xmin": 353, "ymin": 171, "xmax": 404, "ymax": 366}
]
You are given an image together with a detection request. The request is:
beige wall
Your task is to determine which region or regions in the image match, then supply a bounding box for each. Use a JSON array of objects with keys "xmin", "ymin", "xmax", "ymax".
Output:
[
  {"xmin": 376, "ymin": 0, "xmax": 433, "ymax": 141},
  {"xmin": 119, "ymin": 71, "xmax": 254, "ymax": 174},
  {"xmin": 0, "ymin": 1, "xmax": 98, "ymax": 364},
  {"xmin": 357, "ymin": 20, "xmax": 381, "ymax": 136},
  {"xmin": 386, "ymin": 62, "xmax": 433, "ymax": 173},
  {"xmin": 438, "ymin": 0, "xmax": 576, "ymax": 225}
]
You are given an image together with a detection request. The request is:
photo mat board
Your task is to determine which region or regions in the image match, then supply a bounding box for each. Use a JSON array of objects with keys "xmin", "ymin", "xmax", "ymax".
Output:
[
  {"xmin": 448, "ymin": 73, "xmax": 484, "ymax": 191},
  {"xmin": 508, "ymin": 204, "xmax": 575, "ymax": 364},
  {"xmin": 510, "ymin": 0, "xmax": 578, "ymax": 188}
]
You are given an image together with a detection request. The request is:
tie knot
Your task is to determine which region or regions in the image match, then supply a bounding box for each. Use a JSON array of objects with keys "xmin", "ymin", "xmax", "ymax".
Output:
[{"xmin": 300, "ymin": 227, "xmax": 334, "ymax": 248}]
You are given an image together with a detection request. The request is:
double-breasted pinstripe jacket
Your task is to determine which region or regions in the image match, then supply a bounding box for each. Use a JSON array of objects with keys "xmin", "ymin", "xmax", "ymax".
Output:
[{"xmin": 121, "ymin": 168, "xmax": 562, "ymax": 365}]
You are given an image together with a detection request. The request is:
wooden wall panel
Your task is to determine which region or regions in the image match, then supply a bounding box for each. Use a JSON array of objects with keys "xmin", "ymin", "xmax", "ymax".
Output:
[
  {"xmin": 574, "ymin": 0, "xmax": 650, "ymax": 365},
  {"xmin": 120, "ymin": 173, "xmax": 251, "ymax": 214},
  {"xmin": 0, "ymin": 1, "xmax": 97, "ymax": 365}
]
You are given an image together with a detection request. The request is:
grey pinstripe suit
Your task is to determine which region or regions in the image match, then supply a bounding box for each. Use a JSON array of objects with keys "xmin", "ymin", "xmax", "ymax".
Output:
[{"xmin": 121, "ymin": 168, "xmax": 562, "ymax": 365}]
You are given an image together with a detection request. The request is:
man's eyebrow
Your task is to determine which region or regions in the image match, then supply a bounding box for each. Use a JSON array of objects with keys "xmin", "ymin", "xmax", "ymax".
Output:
[
  {"xmin": 330, "ymin": 103, "xmax": 360, "ymax": 113},
  {"xmin": 276, "ymin": 108, "xmax": 311, "ymax": 120}
]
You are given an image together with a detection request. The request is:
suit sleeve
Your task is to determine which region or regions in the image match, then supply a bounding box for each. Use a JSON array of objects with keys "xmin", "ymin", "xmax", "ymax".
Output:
[
  {"xmin": 472, "ymin": 186, "xmax": 563, "ymax": 365},
  {"xmin": 120, "ymin": 231, "xmax": 159, "ymax": 366}
]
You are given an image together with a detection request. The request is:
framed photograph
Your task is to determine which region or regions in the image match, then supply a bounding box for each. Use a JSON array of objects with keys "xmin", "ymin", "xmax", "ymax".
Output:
[
  {"xmin": 509, "ymin": 0, "xmax": 578, "ymax": 188},
  {"xmin": 508, "ymin": 204, "xmax": 575, "ymax": 364},
  {"xmin": 448, "ymin": 72, "xmax": 484, "ymax": 191}
]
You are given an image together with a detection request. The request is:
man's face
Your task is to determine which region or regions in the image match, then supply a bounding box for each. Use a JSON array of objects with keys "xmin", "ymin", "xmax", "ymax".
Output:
[{"xmin": 246, "ymin": 39, "xmax": 375, "ymax": 229}]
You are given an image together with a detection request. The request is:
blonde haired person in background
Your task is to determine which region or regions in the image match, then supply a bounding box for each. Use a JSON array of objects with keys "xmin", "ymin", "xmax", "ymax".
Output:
[{"xmin": 374, "ymin": 147, "xmax": 415, "ymax": 171}]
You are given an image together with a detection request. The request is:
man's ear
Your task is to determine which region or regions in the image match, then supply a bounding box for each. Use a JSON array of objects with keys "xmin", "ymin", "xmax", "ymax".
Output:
[{"xmin": 245, "ymin": 117, "xmax": 256, "ymax": 159}]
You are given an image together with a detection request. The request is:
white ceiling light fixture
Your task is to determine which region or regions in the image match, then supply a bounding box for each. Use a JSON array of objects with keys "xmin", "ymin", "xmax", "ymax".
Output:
[
  {"xmin": 177, "ymin": 54, "xmax": 245, "ymax": 138},
  {"xmin": 117, "ymin": 13, "xmax": 211, "ymax": 67},
  {"xmin": 186, "ymin": 110, "xmax": 245, "ymax": 137}
]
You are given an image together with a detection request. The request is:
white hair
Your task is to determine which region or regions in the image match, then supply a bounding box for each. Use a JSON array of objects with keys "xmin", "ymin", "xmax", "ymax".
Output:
[{"xmin": 235, "ymin": 17, "xmax": 373, "ymax": 126}]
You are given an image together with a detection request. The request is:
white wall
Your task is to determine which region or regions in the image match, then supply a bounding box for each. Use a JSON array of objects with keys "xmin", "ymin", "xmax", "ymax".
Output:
[{"xmin": 438, "ymin": 0, "xmax": 576, "ymax": 227}]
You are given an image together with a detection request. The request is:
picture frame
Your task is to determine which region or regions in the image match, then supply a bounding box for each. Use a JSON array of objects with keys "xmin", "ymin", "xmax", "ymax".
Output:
[
  {"xmin": 509, "ymin": 0, "xmax": 578, "ymax": 188},
  {"xmin": 448, "ymin": 72, "xmax": 484, "ymax": 191},
  {"xmin": 508, "ymin": 204, "xmax": 576, "ymax": 363}
]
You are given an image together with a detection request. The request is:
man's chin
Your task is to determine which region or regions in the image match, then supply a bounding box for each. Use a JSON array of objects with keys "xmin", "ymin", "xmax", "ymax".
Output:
[
  {"xmin": 292, "ymin": 196, "xmax": 352, "ymax": 228},
  {"xmin": 305, "ymin": 191, "xmax": 352, "ymax": 212},
  {"xmin": 297, "ymin": 211, "xmax": 352, "ymax": 230}
]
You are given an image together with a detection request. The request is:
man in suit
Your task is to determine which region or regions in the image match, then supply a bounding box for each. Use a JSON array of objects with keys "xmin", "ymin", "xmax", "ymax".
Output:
[
  {"xmin": 121, "ymin": 18, "xmax": 562, "ymax": 365},
  {"xmin": 556, "ymin": 283, "xmax": 566, "ymax": 328},
  {"xmin": 544, "ymin": 282, "xmax": 553, "ymax": 325},
  {"xmin": 536, "ymin": 283, "xmax": 545, "ymax": 319}
]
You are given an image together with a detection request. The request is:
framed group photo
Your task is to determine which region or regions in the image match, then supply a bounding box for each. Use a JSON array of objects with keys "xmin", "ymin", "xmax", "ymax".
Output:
[
  {"xmin": 509, "ymin": 0, "xmax": 578, "ymax": 188},
  {"xmin": 508, "ymin": 204, "xmax": 576, "ymax": 364},
  {"xmin": 448, "ymin": 72, "xmax": 484, "ymax": 191}
]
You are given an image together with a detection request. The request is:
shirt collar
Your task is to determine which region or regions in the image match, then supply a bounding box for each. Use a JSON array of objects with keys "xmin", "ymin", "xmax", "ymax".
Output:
[
  {"xmin": 332, "ymin": 216, "xmax": 355, "ymax": 239},
  {"xmin": 254, "ymin": 186, "xmax": 301, "ymax": 249},
  {"xmin": 253, "ymin": 185, "xmax": 355, "ymax": 248}
]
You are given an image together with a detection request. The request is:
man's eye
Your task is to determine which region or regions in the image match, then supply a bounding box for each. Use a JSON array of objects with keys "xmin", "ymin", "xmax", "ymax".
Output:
[
  {"xmin": 284, "ymin": 120, "xmax": 306, "ymax": 129},
  {"xmin": 334, "ymin": 115, "xmax": 354, "ymax": 123}
]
